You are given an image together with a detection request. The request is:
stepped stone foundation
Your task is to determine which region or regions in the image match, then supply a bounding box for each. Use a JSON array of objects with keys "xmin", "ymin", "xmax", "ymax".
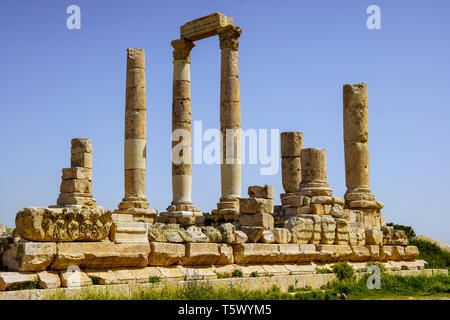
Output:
[{"xmin": 0, "ymin": 14, "xmax": 421, "ymax": 294}]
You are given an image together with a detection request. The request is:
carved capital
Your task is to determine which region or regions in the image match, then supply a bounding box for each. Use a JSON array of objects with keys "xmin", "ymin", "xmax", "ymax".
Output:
[
  {"xmin": 171, "ymin": 39, "xmax": 196, "ymax": 62},
  {"xmin": 218, "ymin": 25, "xmax": 242, "ymax": 50}
]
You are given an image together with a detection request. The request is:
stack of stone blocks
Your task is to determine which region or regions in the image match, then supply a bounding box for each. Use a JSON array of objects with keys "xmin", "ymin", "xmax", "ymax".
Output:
[{"xmin": 56, "ymin": 138, "xmax": 95, "ymax": 208}]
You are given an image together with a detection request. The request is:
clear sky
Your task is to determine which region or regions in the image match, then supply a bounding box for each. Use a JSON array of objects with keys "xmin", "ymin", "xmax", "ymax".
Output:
[{"xmin": 1, "ymin": 0, "xmax": 449, "ymax": 242}]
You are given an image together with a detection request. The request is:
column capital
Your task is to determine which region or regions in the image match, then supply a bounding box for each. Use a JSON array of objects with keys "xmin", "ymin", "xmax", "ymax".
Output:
[
  {"xmin": 218, "ymin": 25, "xmax": 242, "ymax": 50},
  {"xmin": 171, "ymin": 39, "xmax": 196, "ymax": 62}
]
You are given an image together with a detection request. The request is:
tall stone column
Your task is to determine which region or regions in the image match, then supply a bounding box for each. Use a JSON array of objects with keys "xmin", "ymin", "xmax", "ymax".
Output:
[
  {"xmin": 118, "ymin": 48, "xmax": 149, "ymax": 209},
  {"xmin": 343, "ymin": 83, "xmax": 382, "ymax": 210},
  {"xmin": 297, "ymin": 148, "xmax": 332, "ymax": 197},
  {"xmin": 169, "ymin": 39, "xmax": 198, "ymax": 211},
  {"xmin": 112, "ymin": 49, "xmax": 155, "ymax": 243},
  {"xmin": 217, "ymin": 25, "xmax": 242, "ymax": 214}
]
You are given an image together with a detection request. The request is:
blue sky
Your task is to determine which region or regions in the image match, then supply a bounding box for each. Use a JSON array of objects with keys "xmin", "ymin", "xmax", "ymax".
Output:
[{"xmin": 0, "ymin": 0, "xmax": 449, "ymax": 242}]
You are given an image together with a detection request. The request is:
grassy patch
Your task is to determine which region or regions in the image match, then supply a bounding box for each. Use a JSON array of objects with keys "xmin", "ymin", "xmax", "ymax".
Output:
[
  {"xmin": 44, "ymin": 273, "xmax": 450, "ymax": 300},
  {"xmin": 332, "ymin": 262, "xmax": 355, "ymax": 281},
  {"xmin": 293, "ymin": 273, "xmax": 450, "ymax": 300},
  {"xmin": 7, "ymin": 277, "xmax": 40, "ymax": 291},
  {"xmin": 149, "ymin": 276, "xmax": 161, "ymax": 284}
]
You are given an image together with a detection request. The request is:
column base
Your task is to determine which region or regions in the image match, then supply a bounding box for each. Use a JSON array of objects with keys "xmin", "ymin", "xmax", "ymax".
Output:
[
  {"xmin": 157, "ymin": 211, "xmax": 205, "ymax": 226},
  {"xmin": 213, "ymin": 197, "xmax": 239, "ymax": 216},
  {"xmin": 296, "ymin": 181, "xmax": 333, "ymax": 197},
  {"xmin": 344, "ymin": 189, "xmax": 383, "ymax": 210}
]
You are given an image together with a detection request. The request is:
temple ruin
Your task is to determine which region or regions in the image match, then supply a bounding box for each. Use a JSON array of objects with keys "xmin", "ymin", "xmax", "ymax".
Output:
[{"xmin": 0, "ymin": 13, "xmax": 420, "ymax": 293}]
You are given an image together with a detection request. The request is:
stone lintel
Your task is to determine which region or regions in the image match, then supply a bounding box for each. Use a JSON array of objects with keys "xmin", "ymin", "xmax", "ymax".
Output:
[{"xmin": 180, "ymin": 12, "xmax": 234, "ymax": 41}]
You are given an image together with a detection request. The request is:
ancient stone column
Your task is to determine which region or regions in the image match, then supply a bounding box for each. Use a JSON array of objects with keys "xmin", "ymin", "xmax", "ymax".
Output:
[
  {"xmin": 281, "ymin": 132, "xmax": 303, "ymax": 193},
  {"xmin": 297, "ymin": 148, "xmax": 332, "ymax": 196},
  {"xmin": 170, "ymin": 39, "xmax": 196, "ymax": 209},
  {"xmin": 117, "ymin": 48, "xmax": 149, "ymax": 209},
  {"xmin": 112, "ymin": 49, "xmax": 155, "ymax": 243},
  {"xmin": 218, "ymin": 25, "xmax": 242, "ymax": 204},
  {"xmin": 343, "ymin": 83, "xmax": 382, "ymax": 211}
]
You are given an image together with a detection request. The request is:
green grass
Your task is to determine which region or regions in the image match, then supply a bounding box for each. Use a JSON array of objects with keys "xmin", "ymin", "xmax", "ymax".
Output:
[
  {"xmin": 148, "ymin": 276, "xmax": 161, "ymax": 284},
  {"xmin": 293, "ymin": 273, "xmax": 450, "ymax": 300},
  {"xmin": 44, "ymin": 274, "xmax": 450, "ymax": 300},
  {"xmin": 6, "ymin": 277, "xmax": 40, "ymax": 291},
  {"xmin": 45, "ymin": 284, "xmax": 296, "ymax": 300}
]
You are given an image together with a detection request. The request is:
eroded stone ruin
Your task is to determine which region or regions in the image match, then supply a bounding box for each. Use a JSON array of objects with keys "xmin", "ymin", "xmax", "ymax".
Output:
[{"xmin": 0, "ymin": 13, "xmax": 419, "ymax": 291}]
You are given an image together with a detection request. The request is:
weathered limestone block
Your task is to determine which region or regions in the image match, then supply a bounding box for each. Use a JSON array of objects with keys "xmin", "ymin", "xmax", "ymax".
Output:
[
  {"xmin": 300, "ymin": 215, "xmax": 322, "ymax": 244},
  {"xmin": 365, "ymin": 245, "xmax": 380, "ymax": 260},
  {"xmin": 248, "ymin": 185, "xmax": 274, "ymax": 199},
  {"xmin": 320, "ymin": 216, "xmax": 336, "ymax": 244},
  {"xmin": 180, "ymin": 12, "xmax": 234, "ymax": 41},
  {"xmin": 285, "ymin": 217, "xmax": 313, "ymax": 244},
  {"xmin": 147, "ymin": 224, "xmax": 167, "ymax": 242},
  {"xmin": 260, "ymin": 230, "xmax": 274, "ymax": 243},
  {"xmin": 281, "ymin": 131, "xmax": 303, "ymax": 157},
  {"xmin": 161, "ymin": 224, "xmax": 185, "ymax": 243},
  {"xmin": 62, "ymin": 167, "xmax": 92, "ymax": 181},
  {"xmin": 315, "ymin": 244, "xmax": 353, "ymax": 262},
  {"xmin": 365, "ymin": 228, "xmax": 383, "ymax": 245},
  {"xmin": 148, "ymin": 242, "xmax": 185, "ymax": 266},
  {"xmin": 233, "ymin": 230, "xmax": 248, "ymax": 244},
  {"xmin": 15, "ymin": 207, "xmax": 112, "ymax": 242},
  {"xmin": 0, "ymin": 272, "xmax": 37, "ymax": 291},
  {"xmin": 335, "ymin": 218, "xmax": 350, "ymax": 245},
  {"xmin": 59, "ymin": 269, "xmax": 92, "ymax": 288},
  {"xmin": 233, "ymin": 243, "xmax": 280, "ymax": 264},
  {"xmin": 57, "ymin": 193, "xmax": 96, "ymax": 207},
  {"xmin": 156, "ymin": 266, "xmax": 185, "ymax": 282},
  {"xmin": 217, "ymin": 244, "xmax": 234, "ymax": 264},
  {"xmin": 60, "ymin": 178, "xmax": 91, "ymax": 193},
  {"xmin": 200, "ymin": 226, "xmax": 222, "ymax": 243},
  {"xmin": 239, "ymin": 198, "xmax": 274, "ymax": 214},
  {"xmin": 2, "ymin": 240, "xmax": 56, "ymax": 271},
  {"xmin": 110, "ymin": 221, "xmax": 148, "ymax": 243},
  {"xmin": 277, "ymin": 243, "xmax": 322, "ymax": 263},
  {"xmin": 403, "ymin": 246, "xmax": 419, "ymax": 261},
  {"xmin": 85, "ymin": 269, "xmax": 120, "ymax": 285},
  {"xmin": 273, "ymin": 228, "xmax": 291, "ymax": 244},
  {"xmin": 71, "ymin": 138, "xmax": 93, "ymax": 168},
  {"xmin": 218, "ymin": 223, "xmax": 235, "ymax": 244},
  {"xmin": 329, "ymin": 204, "xmax": 348, "ymax": 219},
  {"xmin": 281, "ymin": 157, "xmax": 301, "ymax": 193},
  {"xmin": 381, "ymin": 226, "xmax": 408, "ymax": 246},
  {"xmin": 129, "ymin": 267, "xmax": 163, "ymax": 283},
  {"xmin": 350, "ymin": 245, "xmax": 371, "ymax": 261},
  {"xmin": 50, "ymin": 242, "xmax": 149, "ymax": 269},
  {"xmin": 380, "ymin": 245, "xmax": 405, "ymax": 261},
  {"xmin": 182, "ymin": 243, "xmax": 221, "ymax": 265},
  {"xmin": 36, "ymin": 271, "xmax": 61, "ymax": 289},
  {"xmin": 184, "ymin": 226, "xmax": 209, "ymax": 242},
  {"xmin": 112, "ymin": 269, "xmax": 136, "ymax": 284},
  {"xmin": 0, "ymin": 222, "xmax": 5, "ymax": 235},
  {"xmin": 241, "ymin": 226, "xmax": 264, "ymax": 243},
  {"xmin": 239, "ymin": 213, "xmax": 274, "ymax": 229},
  {"xmin": 310, "ymin": 204, "xmax": 326, "ymax": 215},
  {"xmin": 349, "ymin": 222, "xmax": 365, "ymax": 245}
]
